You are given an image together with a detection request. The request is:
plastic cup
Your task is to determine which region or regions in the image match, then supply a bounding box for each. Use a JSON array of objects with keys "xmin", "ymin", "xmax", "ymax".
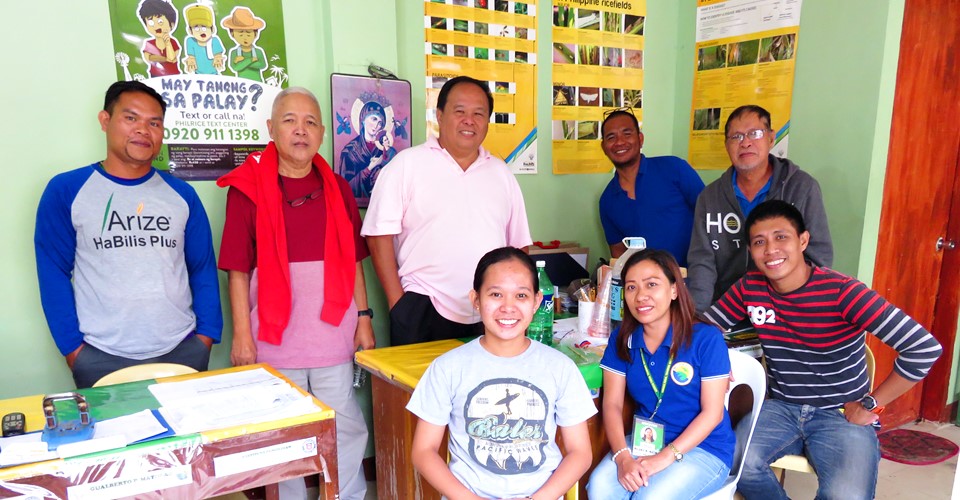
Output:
[{"xmin": 578, "ymin": 301, "xmax": 595, "ymax": 334}]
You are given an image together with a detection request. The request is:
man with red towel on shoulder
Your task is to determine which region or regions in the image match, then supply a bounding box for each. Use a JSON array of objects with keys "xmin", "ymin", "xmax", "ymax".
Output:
[{"xmin": 218, "ymin": 87, "xmax": 373, "ymax": 500}]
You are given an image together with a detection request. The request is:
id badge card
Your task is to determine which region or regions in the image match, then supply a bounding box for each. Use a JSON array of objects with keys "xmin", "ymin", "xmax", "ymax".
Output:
[{"xmin": 631, "ymin": 416, "xmax": 665, "ymax": 457}]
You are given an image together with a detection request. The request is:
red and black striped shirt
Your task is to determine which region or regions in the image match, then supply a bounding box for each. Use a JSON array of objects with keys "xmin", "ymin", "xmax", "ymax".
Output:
[{"xmin": 705, "ymin": 267, "xmax": 941, "ymax": 409}]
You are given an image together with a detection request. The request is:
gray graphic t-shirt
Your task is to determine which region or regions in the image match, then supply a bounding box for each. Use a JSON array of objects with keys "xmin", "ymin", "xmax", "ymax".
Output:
[{"xmin": 407, "ymin": 339, "xmax": 596, "ymax": 498}]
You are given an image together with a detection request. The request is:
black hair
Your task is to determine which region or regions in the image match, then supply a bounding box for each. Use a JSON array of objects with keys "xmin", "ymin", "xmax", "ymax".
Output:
[
  {"xmin": 472, "ymin": 247, "xmax": 538, "ymax": 293},
  {"xmin": 437, "ymin": 76, "xmax": 494, "ymax": 115},
  {"xmin": 745, "ymin": 200, "xmax": 807, "ymax": 235},
  {"xmin": 616, "ymin": 249, "xmax": 697, "ymax": 362},
  {"xmin": 103, "ymin": 81, "xmax": 167, "ymax": 116},
  {"xmin": 601, "ymin": 110, "xmax": 639, "ymax": 137},
  {"xmin": 724, "ymin": 104, "xmax": 772, "ymax": 136},
  {"xmin": 138, "ymin": 0, "xmax": 178, "ymax": 28}
]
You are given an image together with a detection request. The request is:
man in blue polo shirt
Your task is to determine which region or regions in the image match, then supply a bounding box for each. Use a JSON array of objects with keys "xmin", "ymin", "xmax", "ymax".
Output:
[{"xmin": 598, "ymin": 109, "xmax": 704, "ymax": 264}]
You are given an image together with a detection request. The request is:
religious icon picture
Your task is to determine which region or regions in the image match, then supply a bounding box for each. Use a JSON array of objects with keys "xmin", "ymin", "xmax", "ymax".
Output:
[{"xmin": 331, "ymin": 73, "xmax": 413, "ymax": 207}]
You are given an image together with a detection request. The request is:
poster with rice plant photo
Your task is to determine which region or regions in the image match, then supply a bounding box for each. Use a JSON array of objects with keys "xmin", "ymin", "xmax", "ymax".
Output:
[{"xmin": 551, "ymin": 0, "xmax": 645, "ymax": 174}]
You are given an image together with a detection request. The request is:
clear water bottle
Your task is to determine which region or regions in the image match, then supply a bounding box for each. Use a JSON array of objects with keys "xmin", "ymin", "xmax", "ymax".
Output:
[
  {"xmin": 353, "ymin": 362, "xmax": 366, "ymax": 389},
  {"xmin": 353, "ymin": 347, "xmax": 366, "ymax": 389},
  {"xmin": 528, "ymin": 261, "xmax": 554, "ymax": 346}
]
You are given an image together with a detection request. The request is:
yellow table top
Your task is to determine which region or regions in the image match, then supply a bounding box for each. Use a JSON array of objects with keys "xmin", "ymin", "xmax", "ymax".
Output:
[
  {"xmin": 355, "ymin": 339, "xmax": 463, "ymax": 391},
  {"xmin": 355, "ymin": 339, "xmax": 604, "ymax": 392},
  {"xmin": 0, "ymin": 364, "xmax": 335, "ymax": 478}
]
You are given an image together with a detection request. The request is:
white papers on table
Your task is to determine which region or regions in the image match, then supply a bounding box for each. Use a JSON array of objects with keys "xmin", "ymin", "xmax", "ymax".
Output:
[
  {"xmin": 0, "ymin": 434, "xmax": 56, "ymax": 467},
  {"xmin": 56, "ymin": 435, "xmax": 127, "ymax": 459},
  {"xmin": 148, "ymin": 367, "xmax": 280, "ymax": 401},
  {"xmin": 93, "ymin": 409, "xmax": 168, "ymax": 444},
  {"xmin": 149, "ymin": 368, "xmax": 323, "ymax": 435},
  {"xmin": 0, "ymin": 410, "xmax": 167, "ymax": 467}
]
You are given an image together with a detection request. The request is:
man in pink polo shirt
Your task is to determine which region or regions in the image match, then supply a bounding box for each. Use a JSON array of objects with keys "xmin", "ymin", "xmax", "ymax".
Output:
[{"xmin": 362, "ymin": 76, "xmax": 532, "ymax": 346}]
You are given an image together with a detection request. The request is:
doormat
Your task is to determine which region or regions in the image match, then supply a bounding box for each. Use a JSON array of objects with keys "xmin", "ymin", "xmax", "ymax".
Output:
[{"xmin": 879, "ymin": 429, "xmax": 959, "ymax": 465}]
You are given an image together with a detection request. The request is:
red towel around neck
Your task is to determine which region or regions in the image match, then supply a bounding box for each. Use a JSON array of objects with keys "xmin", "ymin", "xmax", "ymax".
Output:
[{"xmin": 217, "ymin": 142, "xmax": 356, "ymax": 345}]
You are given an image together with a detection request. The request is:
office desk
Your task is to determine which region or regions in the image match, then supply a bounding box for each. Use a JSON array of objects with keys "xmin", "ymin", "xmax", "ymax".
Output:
[
  {"xmin": 356, "ymin": 340, "xmax": 605, "ymax": 500},
  {"xmin": 0, "ymin": 364, "xmax": 339, "ymax": 500}
]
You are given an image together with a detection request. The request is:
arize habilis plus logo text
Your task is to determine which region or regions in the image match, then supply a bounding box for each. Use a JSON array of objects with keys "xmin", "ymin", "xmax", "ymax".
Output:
[{"xmin": 95, "ymin": 193, "xmax": 177, "ymax": 249}]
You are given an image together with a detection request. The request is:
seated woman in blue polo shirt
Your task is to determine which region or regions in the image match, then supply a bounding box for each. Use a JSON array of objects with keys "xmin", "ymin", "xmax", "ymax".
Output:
[{"xmin": 587, "ymin": 249, "xmax": 735, "ymax": 500}]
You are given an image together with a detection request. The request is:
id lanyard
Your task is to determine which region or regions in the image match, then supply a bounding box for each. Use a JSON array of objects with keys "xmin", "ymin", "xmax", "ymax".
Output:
[{"xmin": 638, "ymin": 350, "xmax": 674, "ymax": 420}]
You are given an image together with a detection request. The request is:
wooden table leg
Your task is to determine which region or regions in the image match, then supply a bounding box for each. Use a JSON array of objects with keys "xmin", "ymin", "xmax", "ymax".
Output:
[
  {"xmin": 264, "ymin": 483, "xmax": 279, "ymax": 500},
  {"xmin": 317, "ymin": 417, "xmax": 340, "ymax": 500},
  {"xmin": 371, "ymin": 375, "xmax": 444, "ymax": 499}
]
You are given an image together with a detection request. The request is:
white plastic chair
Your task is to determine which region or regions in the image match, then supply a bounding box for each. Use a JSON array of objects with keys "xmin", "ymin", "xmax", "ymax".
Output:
[{"xmin": 701, "ymin": 349, "xmax": 767, "ymax": 500}]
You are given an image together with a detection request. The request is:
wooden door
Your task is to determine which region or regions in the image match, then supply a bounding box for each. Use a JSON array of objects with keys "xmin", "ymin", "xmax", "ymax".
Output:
[
  {"xmin": 870, "ymin": 0, "xmax": 960, "ymax": 427},
  {"xmin": 920, "ymin": 155, "xmax": 960, "ymax": 421}
]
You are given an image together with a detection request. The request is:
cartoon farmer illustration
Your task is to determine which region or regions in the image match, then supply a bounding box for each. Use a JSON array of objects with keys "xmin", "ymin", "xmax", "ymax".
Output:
[
  {"xmin": 220, "ymin": 6, "xmax": 268, "ymax": 82},
  {"xmin": 138, "ymin": 0, "xmax": 181, "ymax": 77},
  {"xmin": 182, "ymin": 3, "xmax": 225, "ymax": 74}
]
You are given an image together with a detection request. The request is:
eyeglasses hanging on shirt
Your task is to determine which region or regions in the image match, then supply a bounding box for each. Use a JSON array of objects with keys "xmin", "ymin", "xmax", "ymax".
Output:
[{"xmin": 278, "ymin": 169, "xmax": 323, "ymax": 207}]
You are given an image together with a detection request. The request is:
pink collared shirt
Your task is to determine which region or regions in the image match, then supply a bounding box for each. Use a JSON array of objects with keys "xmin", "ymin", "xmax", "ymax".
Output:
[{"xmin": 362, "ymin": 136, "xmax": 532, "ymax": 324}]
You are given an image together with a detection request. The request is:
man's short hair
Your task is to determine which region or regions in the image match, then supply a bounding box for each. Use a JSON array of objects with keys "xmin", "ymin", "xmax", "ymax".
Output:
[
  {"xmin": 138, "ymin": 0, "xmax": 178, "ymax": 27},
  {"xmin": 724, "ymin": 104, "xmax": 772, "ymax": 136},
  {"xmin": 601, "ymin": 109, "xmax": 639, "ymax": 136},
  {"xmin": 746, "ymin": 200, "xmax": 807, "ymax": 235},
  {"xmin": 271, "ymin": 86, "xmax": 321, "ymax": 117},
  {"xmin": 437, "ymin": 76, "xmax": 494, "ymax": 115},
  {"xmin": 104, "ymin": 81, "xmax": 167, "ymax": 116}
]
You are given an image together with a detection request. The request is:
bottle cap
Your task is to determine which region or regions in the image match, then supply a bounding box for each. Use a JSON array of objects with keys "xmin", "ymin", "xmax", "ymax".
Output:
[{"xmin": 536, "ymin": 260, "xmax": 546, "ymax": 267}]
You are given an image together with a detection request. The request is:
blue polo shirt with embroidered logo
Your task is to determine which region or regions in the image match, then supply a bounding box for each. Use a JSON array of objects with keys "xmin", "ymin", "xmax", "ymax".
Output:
[{"xmin": 600, "ymin": 322, "xmax": 735, "ymax": 467}]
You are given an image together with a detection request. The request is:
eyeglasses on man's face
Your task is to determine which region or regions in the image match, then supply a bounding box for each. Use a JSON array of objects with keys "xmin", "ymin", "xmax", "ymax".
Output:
[{"xmin": 726, "ymin": 128, "xmax": 768, "ymax": 143}]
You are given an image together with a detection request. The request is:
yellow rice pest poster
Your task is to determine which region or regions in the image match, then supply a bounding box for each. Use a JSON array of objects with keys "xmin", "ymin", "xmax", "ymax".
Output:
[
  {"xmin": 551, "ymin": 0, "xmax": 645, "ymax": 175},
  {"xmin": 424, "ymin": 0, "xmax": 538, "ymax": 174},
  {"xmin": 689, "ymin": 0, "xmax": 802, "ymax": 170}
]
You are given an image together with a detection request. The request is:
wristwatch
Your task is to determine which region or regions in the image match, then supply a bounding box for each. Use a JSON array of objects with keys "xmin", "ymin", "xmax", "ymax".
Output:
[
  {"xmin": 859, "ymin": 394, "xmax": 879, "ymax": 412},
  {"xmin": 668, "ymin": 443, "xmax": 684, "ymax": 462},
  {"xmin": 358, "ymin": 308, "xmax": 374, "ymax": 319}
]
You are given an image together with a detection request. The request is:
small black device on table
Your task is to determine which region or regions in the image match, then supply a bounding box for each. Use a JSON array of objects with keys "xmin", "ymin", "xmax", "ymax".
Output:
[{"xmin": 2, "ymin": 412, "xmax": 26, "ymax": 437}]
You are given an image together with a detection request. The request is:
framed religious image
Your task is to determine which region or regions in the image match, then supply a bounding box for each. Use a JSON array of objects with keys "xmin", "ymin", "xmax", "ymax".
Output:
[{"xmin": 330, "ymin": 73, "xmax": 412, "ymax": 207}]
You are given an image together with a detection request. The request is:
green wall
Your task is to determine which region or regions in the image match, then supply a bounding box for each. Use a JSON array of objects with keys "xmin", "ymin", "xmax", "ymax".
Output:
[{"xmin": 2, "ymin": 0, "xmax": 927, "ymax": 435}]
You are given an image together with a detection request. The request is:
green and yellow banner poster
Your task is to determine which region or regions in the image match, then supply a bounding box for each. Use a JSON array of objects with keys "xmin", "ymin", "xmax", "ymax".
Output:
[
  {"xmin": 108, "ymin": 0, "xmax": 288, "ymax": 180},
  {"xmin": 551, "ymin": 0, "xmax": 645, "ymax": 175},
  {"xmin": 425, "ymin": 0, "xmax": 538, "ymax": 174},
  {"xmin": 689, "ymin": 0, "xmax": 801, "ymax": 170}
]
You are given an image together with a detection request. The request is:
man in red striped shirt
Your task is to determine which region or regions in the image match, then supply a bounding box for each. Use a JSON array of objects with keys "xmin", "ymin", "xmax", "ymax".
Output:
[{"xmin": 705, "ymin": 200, "xmax": 941, "ymax": 500}]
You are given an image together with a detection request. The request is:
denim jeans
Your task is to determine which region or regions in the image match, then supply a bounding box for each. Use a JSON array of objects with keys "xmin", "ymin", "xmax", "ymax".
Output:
[
  {"xmin": 586, "ymin": 442, "xmax": 729, "ymax": 500},
  {"xmin": 736, "ymin": 399, "xmax": 880, "ymax": 500}
]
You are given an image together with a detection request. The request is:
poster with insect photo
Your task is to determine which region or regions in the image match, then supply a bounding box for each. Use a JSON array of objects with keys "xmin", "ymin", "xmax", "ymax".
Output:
[
  {"xmin": 688, "ymin": 0, "xmax": 802, "ymax": 170},
  {"xmin": 551, "ymin": 0, "xmax": 646, "ymax": 174},
  {"xmin": 424, "ymin": 0, "xmax": 538, "ymax": 174},
  {"xmin": 108, "ymin": 0, "xmax": 288, "ymax": 180},
  {"xmin": 330, "ymin": 74, "xmax": 413, "ymax": 208}
]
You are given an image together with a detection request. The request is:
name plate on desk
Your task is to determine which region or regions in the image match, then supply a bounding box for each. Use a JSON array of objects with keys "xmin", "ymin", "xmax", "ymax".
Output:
[
  {"xmin": 214, "ymin": 436, "xmax": 318, "ymax": 477},
  {"xmin": 66, "ymin": 464, "xmax": 192, "ymax": 499}
]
